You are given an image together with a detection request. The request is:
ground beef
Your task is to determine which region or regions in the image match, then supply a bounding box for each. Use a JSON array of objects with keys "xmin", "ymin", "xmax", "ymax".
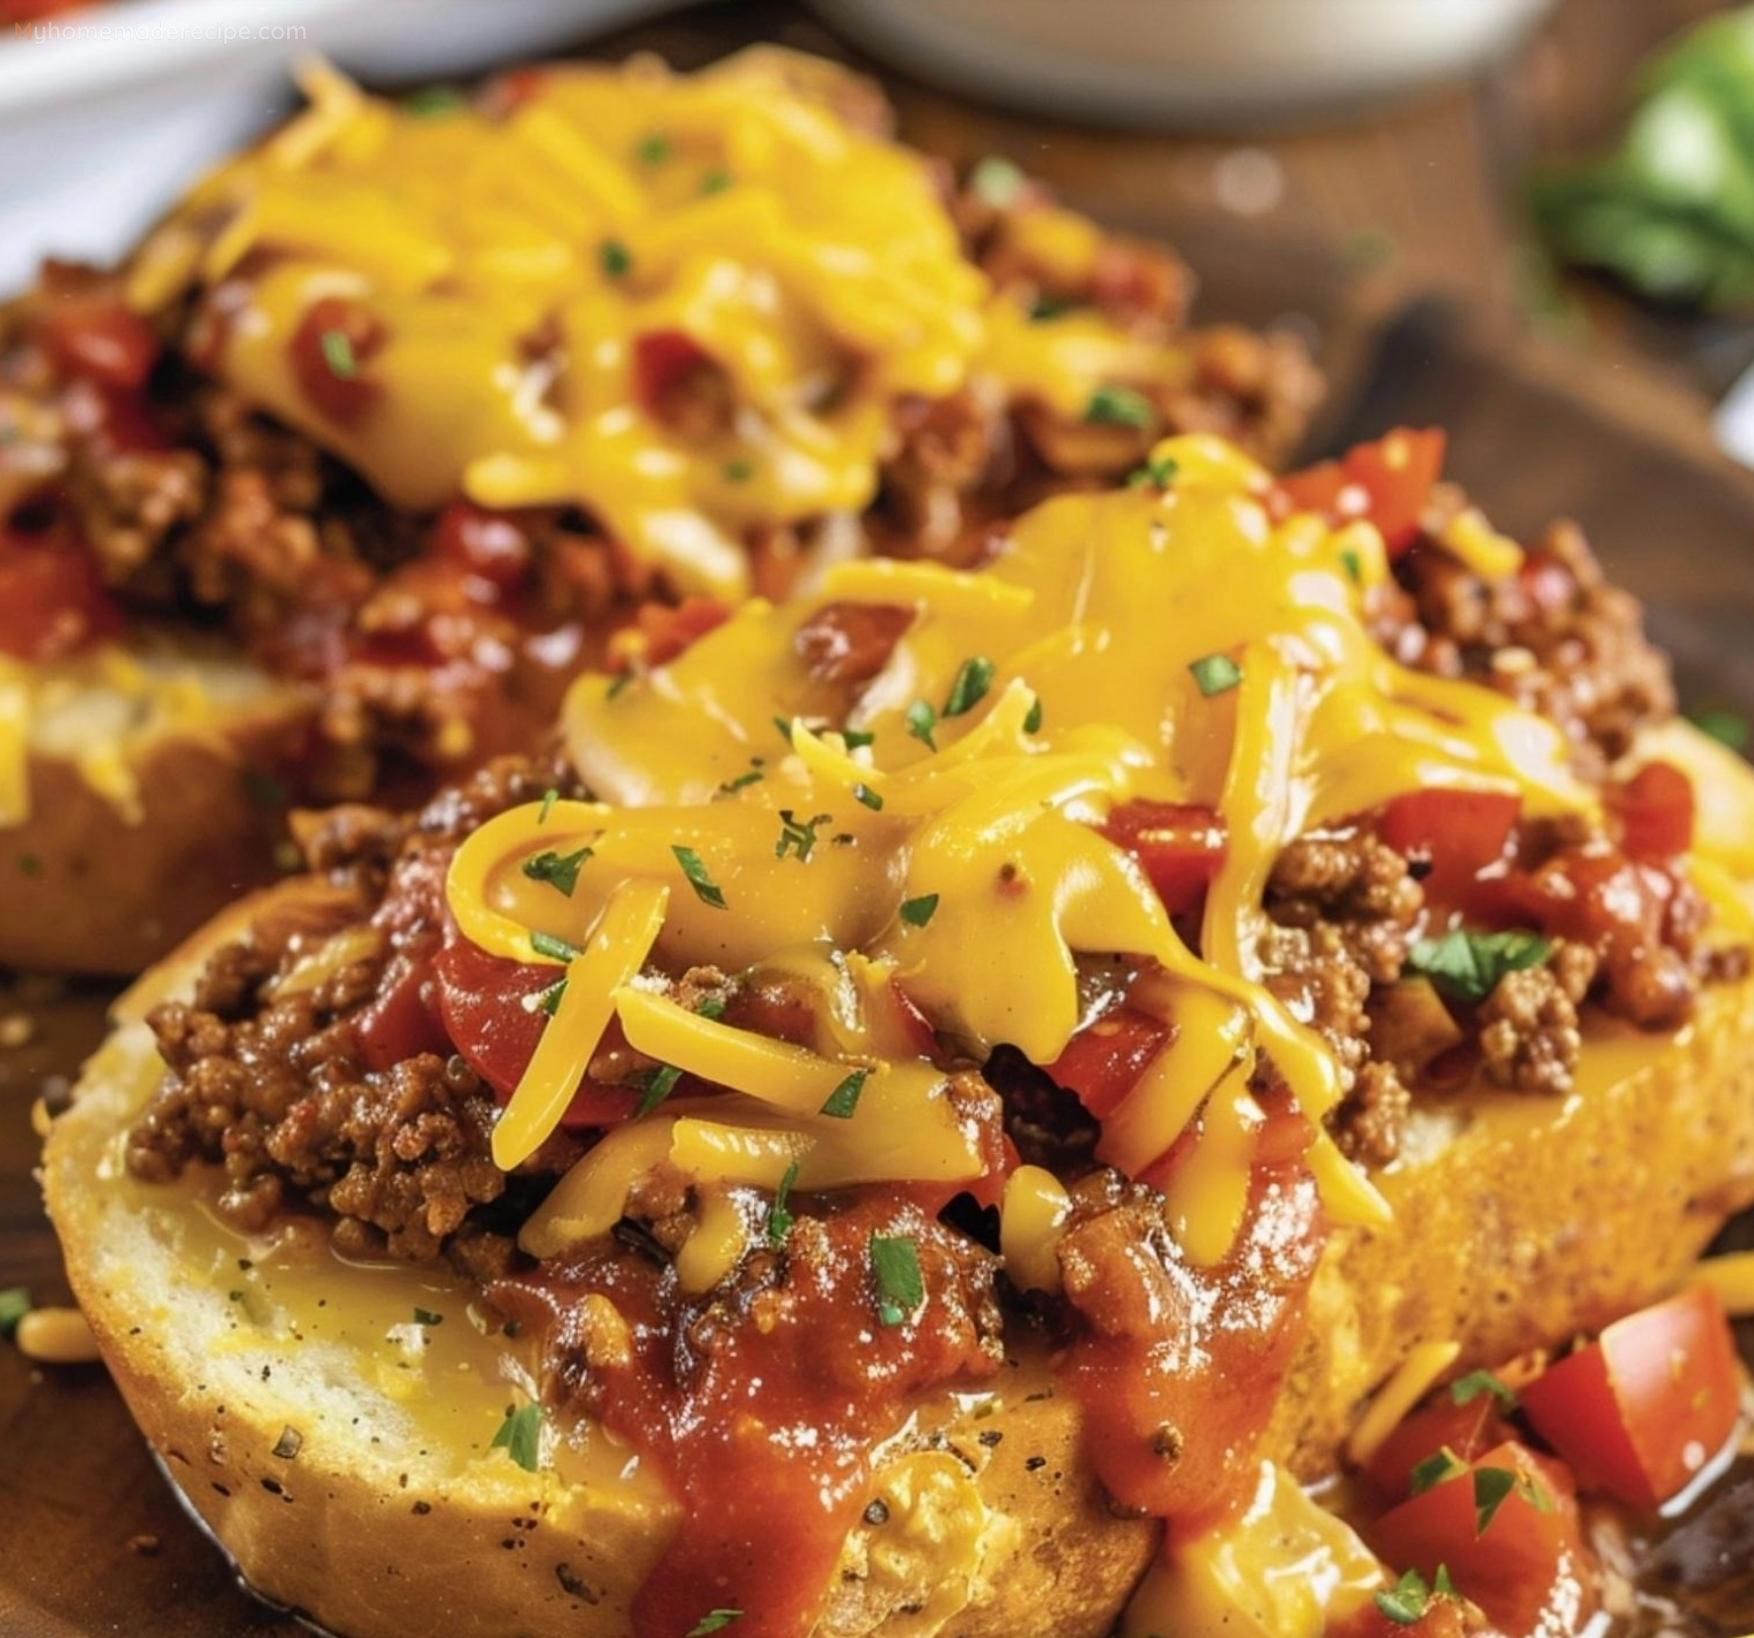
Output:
[
  {"xmin": 1376, "ymin": 513, "xmax": 1676, "ymax": 775},
  {"xmin": 1477, "ymin": 965, "xmax": 1582, "ymax": 1095}
]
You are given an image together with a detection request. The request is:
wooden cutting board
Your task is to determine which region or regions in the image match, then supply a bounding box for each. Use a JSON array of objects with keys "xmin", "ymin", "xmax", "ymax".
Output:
[{"xmin": 4, "ymin": 7, "xmax": 1754, "ymax": 1637}]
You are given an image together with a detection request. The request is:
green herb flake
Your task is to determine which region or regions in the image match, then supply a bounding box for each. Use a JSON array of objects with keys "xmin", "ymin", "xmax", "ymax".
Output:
[
  {"xmin": 530, "ymin": 930, "xmax": 581, "ymax": 962},
  {"xmin": 1023, "ymin": 695, "xmax": 1044, "ymax": 733},
  {"xmin": 1433, "ymin": 1565, "xmax": 1456, "ymax": 1597},
  {"xmin": 686, "ymin": 1612, "xmax": 743, "ymax": 1637},
  {"xmin": 1127, "ymin": 453, "xmax": 1181, "ymax": 489},
  {"xmin": 969, "ymin": 154, "xmax": 1024, "ymax": 209},
  {"xmin": 1410, "ymin": 1446, "xmax": 1467, "ymax": 1497},
  {"xmin": 774, "ymin": 715, "xmax": 796, "ymax": 746},
  {"xmin": 699, "ymin": 167, "xmax": 733, "ymax": 196},
  {"xmin": 841, "ymin": 728, "xmax": 876, "ymax": 750},
  {"xmin": 905, "ymin": 699, "xmax": 938, "ymax": 750},
  {"xmin": 533, "ymin": 977, "xmax": 568, "ymax": 1017},
  {"xmin": 853, "ymin": 782, "xmax": 884, "ymax": 812},
  {"xmin": 717, "ymin": 764, "xmax": 765, "ymax": 797},
  {"xmin": 636, "ymin": 1063, "xmax": 683, "ymax": 1117},
  {"xmin": 599, "ymin": 238, "xmax": 633, "ymax": 279},
  {"xmin": 672, "ymin": 844, "xmax": 727, "ymax": 908},
  {"xmin": 1029, "ymin": 294, "xmax": 1072, "ymax": 322},
  {"xmin": 1692, "ymin": 707, "xmax": 1750, "ymax": 752},
  {"xmin": 1374, "ymin": 1568, "xmax": 1430, "ymax": 1627},
  {"xmin": 820, "ymin": 1068, "xmax": 870, "ymax": 1119},
  {"xmin": 694, "ymin": 993, "xmax": 728, "ymax": 1021},
  {"xmin": 1408, "ymin": 927, "xmax": 1552, "ymax": 1005},
  {"xmin": 490, "ymin": 1402, "xmax": 544, "ymax": 1473},
  {"xmin": 521, "ymin": 845, "xmax": 592, "ymax": 897},
  {"xmin": 776, "ymin": 809, "xmax": 833, "ymax": 863},
  {"xmin": 767, "ymin": 1160, "xmax": 800, "ymax": 1248},
  {"xmin": 635, "ymin": 131, "xmax": 672, "ymax": 165},
  {"xmin": 0, "ymin": 1287, "xmax": 28, "ymax": 1338},
  {"xmin": 1084, "ymin": 384, "xmax": 1154, "ymax": 430},
  {"xmin": 405, "ymin": 85, "xmax": 466, "ymax": 117},
  {"xmin": 1189, "ymin": 653, "xmax": 1242, "ymax": 697},
  {"xmin": 319, "ymin": 329, "xmax": 358, "ymax": 380},
  {"xmin": 943, "ymin": 656, "xmax": 995, "ymax": 718},
  {"xmin": 413, "ymin": 1307, "xmax": 443, "ymax": 1327},
  {"xmin": 721, "ymin": 457, "xmax": 754, "ymax": 482},
  {"xmin": 899, "ymin": 893, "xmax": 940, "ymax": 928},
  {"xmin": 605, "ymin": 671, "xmax": 635, "ymax": 701},
  {"xmin": 16, "ymin": 853, "xmax": 42, "ymax": 879},
  {"xmin": 1473, "ymin": 1465, "xmax": 1518, "ymax": 1535},
  {"xmin": 870, "ymin": 1233, "xmax": 924, "ymax": 1327},
  {"xmin": 1340, "ymin": 547, "xmax": 1363, "ymax": 585},
  {"xmin": 1450, "ymin": 1368, "xmax": 1519, "ymax": 1411},
  {"xmin": 538, "ymin": 787, "xmax": 559, "ymax": 824}
]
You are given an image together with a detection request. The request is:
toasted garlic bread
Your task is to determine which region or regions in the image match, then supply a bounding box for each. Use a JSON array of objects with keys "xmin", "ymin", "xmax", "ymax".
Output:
[
  {"xmin": 44, "ymin": 878, "xmax": 1754, "ymax": 1638},
  {"xmin": 0, "ymin": 644, "xmax": 312, "ymax": 973}
]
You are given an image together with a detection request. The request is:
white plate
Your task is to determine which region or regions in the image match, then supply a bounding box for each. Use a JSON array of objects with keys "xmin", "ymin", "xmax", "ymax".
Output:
[{"xmin": 0, "ymin": 0, "xmax": 676, "ymax": 294}]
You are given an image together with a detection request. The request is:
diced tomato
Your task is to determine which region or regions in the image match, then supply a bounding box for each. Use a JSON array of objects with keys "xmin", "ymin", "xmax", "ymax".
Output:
[
  {"xmin": 431, "ymin": 931, "xmax": 641, "ymax": 1126},
  {"xmin": 1044, "ymin": 1006, "xmax": 1170, "ymax": 1120},
  {"xmin": 1363, "ymin": 1391, "xmax": 1519, "ymax": 1503},
  {"xmin": 631, "ymin": 328, "xmax": 716, "ymax": 422},
  {"xmin": 1331, "ymin": 1596, "xmax": 1468, "ymax": 1638},
  {"xmin": 1378, "ymin": 789, "xmax": 1520, "ymax": 907},
  {"xmin": 1608, "ymin": 760, "xmax": 1695, "ymax": 863},
  {"xmin": 1277, "ymin": 428, "xmax": 1446, "ymax": 555},
  {"xmin": 0, "ymin": 524, "xmax": 122, "ymax": 661},
  {"xmin": 1369, "ymin": 1440, "xmax": 1594, "ymax": 1638},
  {"xmin": 431, "ymin": 500, "xmax": 534, "ymax": 592},
  {"xmin": 1518, "ymin": 1287, "xmax": 1740, "ymax": 1511},
  {"xmin": 631, "ymin": 594, "xmax": 730, "ymax": 668},
  {"xmin": 39, "ymin": 295, "xmax": 158, "ymax": 391},
  {"xmin": 354, "ymin": 950, "xmax": 450, "ymax": 1072},
  {"xmin": 289, "ymin": 295, "xmax": 385, "ymax": 425},
  {"xmin": 1101, "ymin": 800, "xmax": 1226, "ymax": 918}
]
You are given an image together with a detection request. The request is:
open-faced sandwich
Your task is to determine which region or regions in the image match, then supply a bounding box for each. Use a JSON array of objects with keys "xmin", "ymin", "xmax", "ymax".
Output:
[
  {"xmin": 43, "ymin": 427, "xmax": 1754, "ymax": 1637},
  {"xmin": 0, "ymin": 47, "xmax": 1317, "ymax": 973}
]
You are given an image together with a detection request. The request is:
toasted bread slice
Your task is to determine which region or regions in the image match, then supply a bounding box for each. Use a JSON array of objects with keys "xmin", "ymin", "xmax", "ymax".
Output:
[{"xmin": 43, "ymin": 879, "xmax": 1754, "ymax": 1637}]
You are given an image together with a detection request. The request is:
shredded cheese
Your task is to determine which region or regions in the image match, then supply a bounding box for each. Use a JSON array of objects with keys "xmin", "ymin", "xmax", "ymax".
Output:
[
  {"xmin": 1692, "ymin": 1251, "xmax": 1754, "ymax": 1317},
  {"xmin": 1344, "ymin": 1341, "xmax": 1464, "ymax": 1467}
]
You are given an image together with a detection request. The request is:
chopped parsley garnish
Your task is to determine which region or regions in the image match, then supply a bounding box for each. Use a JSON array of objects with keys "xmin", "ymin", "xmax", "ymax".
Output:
[
  {"xmin": 773, "ymin": 715, "xmax": 795, "ymax": 746},
  {"xmin": 776, "ymin": 810, "xmax": 832, "ymax": 863},
  {"xmin": 532, "ymin": 977, "xmax": 568, "ymax": 1017},
  {"xmin": 0, "ymin": 1286, "xmax": 28, "ymax": 1337},
  {"xmin": 1188, "ymin": 653, "xmax": 1242, "ymax": 696},
  {"xmin": 686, "ymin": 1612, "xmax": 743, "ymax": 1637},
  {"xmin": 1340, "ymin": 547, "xmax": 1363, "ymax": 584},
  {"xmin": 694, "ymin": 993, "xmax": 728, "ymax": 1021},
  {"xmin": 1692, "ymin": 707, "xmax": 1750, "ymax": 752},
  {"xmin": 599, "ymin": 238, "xmax": 632, "ymax": 278},
  {"xmin": 538, "ymin": 787, "xmax": 559, "ymax": 824},
  {"xmin": 899, "ymin": 893, "xmax": 940, "ymax": 928},
  {"xmin": 717, "ymin": 763, "xmax": 765, "ymax": 797},
  {"xmin": 17, "ymin": 853, "xmax": 42, "ymax": 878},
  {"xmin": 1029, "ymin": 294, "xmax": 1072, "ymax": 321},
  {"xmin": 1374, "ymin": 1568, "xmax": 1431, "ymax": 1626},
  {"xmin": 943, "ymin": 656, "xmax": 995, "ymax": 718},
  {"xmin": 767, "ymin": 1160, "xmax": 799, "ymax": 1248},
  {"xmin": 969, "ymin": 154, "xmax": 1024, "ymax": 208},
  {"xmin": 699, "ymin": 167, "xmax": 733, "ymax": 196},
  {"xmin": 636, "ymin": 1063, "xmax": 683, "ymax": 1117},
  {"xmin": 1451, "ymin": 1368, "xmax": 1518, "ymax": 1410},
  {"xmin": 605, "ymin": 671, "xmax": 635, "ymax": 701},
  {"xmin": 530, "ymin": 930, "xmax": 581, "ymax": 962},
  {"xmin": 1408, "ymin": 927, "xmax": 1552, "ymax": 1004},
  {"xmin": 672, "ymin": 844, "xmax": 727, "ymax": 908},
  {"xmin": 635, "ymin": 131, "xmax": 672, "ymax": 164},
  {"xmin": 905, "ymin": 699, "xmax": 938, "ymax": 750},
  {"xmin": 1126, "ymin": 453, "xmax": 1180, "ymax": 489},
  {"xmin": 853, "ymin": 782, "xmax": 884, "ymax": 812},
  {"xmin": 491, "ymin": 1403, "xmax": 544, "ymax": 1473},
  {"xmin": 412, "ymin": 1308, "xmax": 443, "ymax": 1327},
  {"xmin": 869, "ymin": 1233, "xmax": 924, "ymax": 1327},
  {"xmin": 521, "ymin": 845, "xmax": 591, "ymax": 897},
  {"xmin": 1473, "ymin": 1466, "xmax": 1517, "ymax": 1533},
  {"xmin": 820, "ymin": 1068, "xmax": 869, "ymax": 1119},
  {"xmin": 841, "ymin": 728, "xmax": 876, "ymax": 750},
  {"xmin": 405, "ymin": 85, "xmax": 465, "ymax": 117},
  {"xmin": 1410, "ymin": 1446, "xmax": 1466, "ymax": 1496},
  {"xmin": 1023, "ymin": 696, "xmax": 1043, "ymax": 734},
  {"xmin": 319, "ymin": 329, "xmax": 358, "ymax": 379},
  {"xmin": 722, "ymin": 458, "xmax": 754, "ymax": 482},
  {"xmin": 1084, "ymin": 384, "xmax": 1154, "ymax": 429}
]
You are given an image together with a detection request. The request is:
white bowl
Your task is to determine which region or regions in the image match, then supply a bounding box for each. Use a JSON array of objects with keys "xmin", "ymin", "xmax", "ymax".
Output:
[
  {"xmin": 0, "ymin": 0, "xmax": 673, "ymax": 295},
  {"xmin": 810, "ymin": 0, "xmax": 1558, "ymax": 128}
]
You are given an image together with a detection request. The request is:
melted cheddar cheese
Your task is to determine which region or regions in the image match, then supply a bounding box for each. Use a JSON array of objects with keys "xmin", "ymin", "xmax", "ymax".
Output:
[
  {"xmin": 129, "ymin": 52, "xmax": 1207, "ymax": 596},
  {"xmin": 445, "ymin": 435, "xmax": 1614, "ymax": 1266}
]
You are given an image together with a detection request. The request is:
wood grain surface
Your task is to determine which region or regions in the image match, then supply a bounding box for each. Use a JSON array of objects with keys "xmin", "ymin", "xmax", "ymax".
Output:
[{"xmin": 4, "ymin": 3, "xmax": 1754, "ymax": 1634}]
